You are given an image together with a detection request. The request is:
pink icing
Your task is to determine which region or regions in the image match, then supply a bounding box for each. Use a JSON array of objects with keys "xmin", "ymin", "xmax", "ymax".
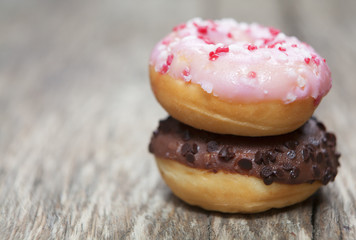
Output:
[{"xmin": 150, "ymin": 18, "xmax": 332, "ymax": 103}]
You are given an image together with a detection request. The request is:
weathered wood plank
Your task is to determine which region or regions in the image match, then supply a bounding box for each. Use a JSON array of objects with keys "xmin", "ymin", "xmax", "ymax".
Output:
[
  {"xmin": 295, "ymin": 1, "xmax": 356, "ymax": 239},
  {"xmin": 0, "ymin": 0, "xmax": 355, "ymax": 239}
]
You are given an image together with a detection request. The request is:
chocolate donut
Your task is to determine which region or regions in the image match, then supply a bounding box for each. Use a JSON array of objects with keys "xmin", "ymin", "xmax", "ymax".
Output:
[{"xmin": 149, "ymin": 116, "xmax": 340, "ymax": 213}]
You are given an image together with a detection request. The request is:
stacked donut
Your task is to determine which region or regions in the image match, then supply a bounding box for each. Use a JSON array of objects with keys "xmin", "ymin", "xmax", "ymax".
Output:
[{"xmin": 148, "ymin": 18, "xmax": 340, "ymax": 213}]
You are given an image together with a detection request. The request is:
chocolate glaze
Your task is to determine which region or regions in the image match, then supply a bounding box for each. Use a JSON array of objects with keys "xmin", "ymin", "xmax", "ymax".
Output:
[{"xmin": 149, "ymin": 117, "xmax": 340, "ymax": 185}]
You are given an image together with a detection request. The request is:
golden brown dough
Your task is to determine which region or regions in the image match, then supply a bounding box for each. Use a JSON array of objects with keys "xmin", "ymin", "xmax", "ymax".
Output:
[
  {"xmin": 155, "ymin": 157, "xmax": 322, "ymax": 213},
  {"xmin": 150, "ymin": 67, "xmax": 316, "ymax": 137}
]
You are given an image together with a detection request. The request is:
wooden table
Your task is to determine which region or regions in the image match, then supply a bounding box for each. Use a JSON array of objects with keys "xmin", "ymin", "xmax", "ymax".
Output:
[{"xmin": 1, "ymin": 0, "xmax": 355, "ymax": 239}]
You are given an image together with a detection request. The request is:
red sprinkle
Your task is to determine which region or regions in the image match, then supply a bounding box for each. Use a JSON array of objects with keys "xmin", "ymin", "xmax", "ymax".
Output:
[
  {"xmin": 269, "ymin": 27, "xmax": 280, "ymax": 36},
  {"xmin": 215, "ymin": 46, "xmax": 229, "ymax": 54},
  {"xmin": 248, "ymin": 71, "xmax": 257, "ymax": 78},
  {"xmin": 172, "ymin": 23, "xmax": 186, "ymax": 32},
  {"xmin": 304, "ymin": 58, "xmax": 311, "ymax": 64},
  {"xmin": 166, "ymin": 54, "xmax": 174, "ymax": 66},
  {"xmin": 162, "ymin": 39, "xmax": 170, "ymax": 45},
  {"xmin": 160, "ymin": 64, "xmax": 168, "ymax": 74},
  {"xmin": 182, "ymin": 68, "xmax": 190, "ymax": 76},
  {"xmin": 278, "ymin": 47, "xmax": 286, "ymax": 51},
  {"xmin": 314, "ymin": 58, "xmax": 320, "ymax": 66},
  {"xmin": 209, "ymin": 51, "xmax": 219, "ymax": 61},
  {"xmin": 323, "ymin": 58, "xmax": 326, "ymax": 62},
  {"xmin": 247, "ymin": 45, "xmax": 257, "ymax": 51},
  {"xmin": 263, "ymin": 38, "xmax": 273, "ymax": 44},
  {"xmin": 198, "ymin": 35, "xmax": 214, "ymax": 44},
  {"xmin": 227, "ymin": 32, "xmax": 233, "ymax": 38},
  {"xmin": 291, "ymin": 44, "xmax": 298, "ymax": 48},
  {"xmin": 268, "ymin": 40, "xmax": 286, "ymax": 48},
  {"xmin": 160, "ymin": 54, "xmax": 174, "ymax": 73},
  {"xmin": 193, "ymin": 23, "xmax": 208, "ymax": 34},
  {"xmin": 208, "ymin": 46, "xmax": 229, "ymax": 61},
  {"xmin": 197, "ymin": 26, "xmax": 208, "ymax": 34},
  {"xmin": 311, "ymin": 54, "xmax": 320, "ymax": 65}
]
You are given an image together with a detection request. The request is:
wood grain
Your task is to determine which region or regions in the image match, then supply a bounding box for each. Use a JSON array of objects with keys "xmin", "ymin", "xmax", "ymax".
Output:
[{"xmin": 0, "ymin": 0, "xmax": 355, "ymax": 239}]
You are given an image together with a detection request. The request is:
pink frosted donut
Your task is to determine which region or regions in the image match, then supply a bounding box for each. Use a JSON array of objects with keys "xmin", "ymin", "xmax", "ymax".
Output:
[{"xmin": 149, "ymin": 18, "xmax": 332, "ymax": 136}]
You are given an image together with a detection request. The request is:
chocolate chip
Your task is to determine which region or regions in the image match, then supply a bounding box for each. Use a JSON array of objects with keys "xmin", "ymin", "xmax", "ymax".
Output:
[
  {"xmin": 275, "ymin": 145, "xmax": 288, "ymax": 153},
  {"xmin": 322, "ymin": 168, "xmax": 333, "ymax": 184},
  {"xmin": 237, "ymin": 158, "xmax": 252, "ymax": 170},
  {"xmin": 287, "ymin": 150, "xmax": 296, "ymax": 159},
  {"xmin": 218, "ymin": 146, "xmax": 235, "ymax": 161},
  {"xmin": 302, "ymin": 148, "xmax": 310, "ymax": 162},
  {"xmin": 262, "ymin": 157, "xmax": 270, "ymax": 165},
  {"xmin": 182, "ymin": 129, "xmax": 190, "ymax": 141},
  {"xmin": 285, "ymin": 140, "xmax": 299, "ymax": 150},
  {"xmin": 290, "ymin": 168, "xmax": 300, "ymax": 179},
  {"xmin": 323, "ymin": 150, "xmax": 329, "ymax": 158},
  {"xmin": 317, "ymin": 122, "xmax": 326, "ymax": 131},
  {"xmin": 260, "ymin": 166, "xmax": 273, "ymax": 178},
  {"xmin": 186, "ymin": 153, "xmax": 195, "ymax": 163},
  {"xmin": 274, "ymin": 169, "xmax": 284, "ymax": 178},
  {"xmin": 312, "ymin": 165, "xmax": 320, "ymax": 177},
  {"xmin": 326, "ymin": 159, "xmax": 332, "ymax": 167},
  {"xmin": 181, "ymin": 143, "xmax": 198, "ymax": 157},
  {"xmin": 207, "ymin": 141, "xmax": 219, "ymax": 152},
  {"xmin": 263, "ymin": 176, "xmax": 274, "ymax": 185},
  {"xmin": 282, "ymin": 163, "xmax": 294, "ymax": 171},
  {"xmin": 307, "ymin": 144, "xmax": 315, "ymax": 151},
  {"xmin": 316, "ymin": 152, "xmax": 323, "ymax": 163},
  {"xmin": 321, "ymin": 137, "xmax": 328, "ymax": 147},
  {"xmin": 181, "ymin": 143, "xmax": 192, "ymax": 156},
  {"xmin": 310, "ymin": 152, "xmax": 316, "ymax": 162},
  {"xmin": 326, "ymin": 133, "xmax": 336, "ymax": 144},
  {"xmin": 254, "ymin": 151, "xmax": 263, "ymax": 165},
  {"xmin": 192, "ymin": 143, "xmax": 199, "ymax": 154},
  {"xmin": 265, "ymin": 152, "xmax": 276, "ymax": 163},
  {"xmin": 335, "ymin": 152, "xmax": 341, "ymax": 160}
]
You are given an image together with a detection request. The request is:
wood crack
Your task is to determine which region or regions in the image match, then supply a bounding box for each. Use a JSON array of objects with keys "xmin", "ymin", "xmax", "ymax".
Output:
[
  {"xmin": 207, "ymin": 214, "xmax": 212, "ymax": 240},
  {"xmin": 338, "ymin": 212, "xmax": 344, "ymax": 240}
]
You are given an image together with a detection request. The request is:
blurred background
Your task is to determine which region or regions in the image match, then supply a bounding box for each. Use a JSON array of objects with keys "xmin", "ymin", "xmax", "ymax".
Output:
[
  {"xmin": 0, "ymin": 0, "xmax": 355, "ymax": 239},
  {"xmin": 1, "ymin": 0, "xmax": 355, "ymax": 129}
]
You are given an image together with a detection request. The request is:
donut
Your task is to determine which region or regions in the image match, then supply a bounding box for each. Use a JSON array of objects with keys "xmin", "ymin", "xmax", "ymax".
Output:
[
  {"xmin": 149, "ymin": 117, "xmax": 340, "ymax": 213},
  {"xmin": 149, "ymin": 18, "xmax": 332, "ymax": 136}
]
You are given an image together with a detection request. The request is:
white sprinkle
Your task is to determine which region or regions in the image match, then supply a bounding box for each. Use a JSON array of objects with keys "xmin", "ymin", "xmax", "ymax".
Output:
[
  {"xmin": 297, "ymin": 76, "xmax": 306, "ymax": 88},
  {"xmin": 183, "ymin": 75, "xmax": 192, "ymax": 82},
  {"xmin": 285, "ymin": 92, "xmax": 296, "ymax": 103},
  {"xmin": 201, "ymin": 82, "xmax": 213, "ymax": 93}
]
